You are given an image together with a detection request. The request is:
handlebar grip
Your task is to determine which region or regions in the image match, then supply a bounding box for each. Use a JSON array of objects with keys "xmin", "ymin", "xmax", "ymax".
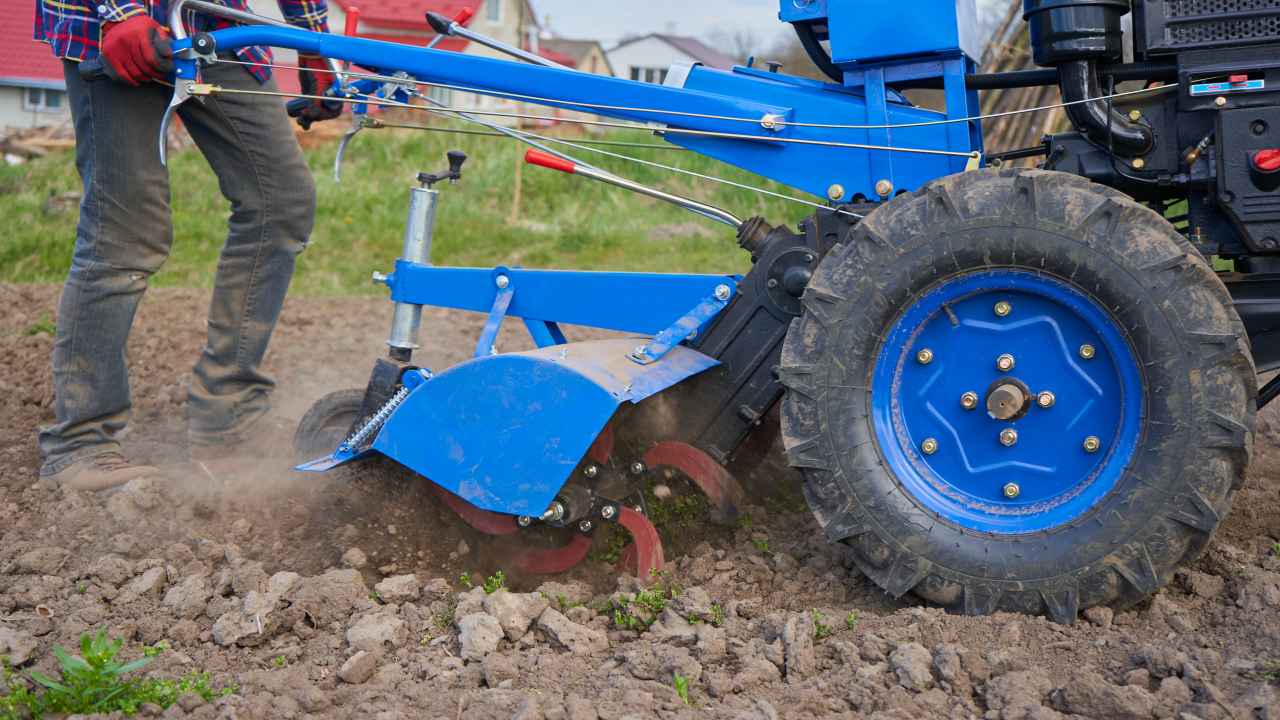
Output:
[
  {"xmin": 453, "ymin": 6, "xmax": 475, "ymax": 26},
  {"xmin": 525, "ymin": 149, "xmax": 577, "ymax": 174},
  {"xmin": 286, "ymin": 97, "xmax": 311, "ymax": 117},
  {"xmin": 343, "ymin": 6, "xmax": 361, "ymax": 36}
]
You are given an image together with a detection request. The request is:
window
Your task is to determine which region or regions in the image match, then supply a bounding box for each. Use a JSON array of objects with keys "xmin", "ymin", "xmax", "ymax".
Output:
[
  {"xmin": 631, "ymin": 67, "xmax": 668, "ymax": 84},
  {"xmin": 630, "ymin": 67, "xmax": 641, "ymax": 81},
  {"xmin": 485, "ymin": 0, "xmax": 501, "ymax": 23},
  {"xmin": 23, "ymin": 87, "xmax": 65, "ymax": 112}
]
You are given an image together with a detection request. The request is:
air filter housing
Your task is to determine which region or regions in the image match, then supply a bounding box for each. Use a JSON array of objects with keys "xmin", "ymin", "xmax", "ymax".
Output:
[{"xmin": 1023, "ymin": 0, "xmax": 1131, "ymax": 66}]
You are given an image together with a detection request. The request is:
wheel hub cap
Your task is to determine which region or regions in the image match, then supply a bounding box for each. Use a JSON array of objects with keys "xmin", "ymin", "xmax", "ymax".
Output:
[{"xmin": 870, "ymin": 270, "xmax": 1144, "ymax": 534}]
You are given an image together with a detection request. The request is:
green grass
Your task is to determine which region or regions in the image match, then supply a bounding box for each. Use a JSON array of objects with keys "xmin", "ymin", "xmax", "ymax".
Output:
[
  {"xmin": 0, "ymin": 630, "xmax": 233, "ymax": 720},
  {"xmin": 673, "ymin": 672, "xmax": 691, "ymax": 705},
  {"xmin": 0, "ymin": 122, "xmax": 809, "ymax": 294}
]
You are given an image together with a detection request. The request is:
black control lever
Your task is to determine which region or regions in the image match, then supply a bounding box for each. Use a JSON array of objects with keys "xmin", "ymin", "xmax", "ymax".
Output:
[{"xmin": 417, "ymin": 150, "xmax": 468, "ymax": 188}]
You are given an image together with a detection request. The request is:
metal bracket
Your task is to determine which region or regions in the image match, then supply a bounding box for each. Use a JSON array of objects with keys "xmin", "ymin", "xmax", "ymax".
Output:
[
  {"xmin": 475, "ymin": 273, "xmax": 515, "ymax": 357},
  {"xmin": 630, "ymin": 283, "xmax": 734, "ymax": 365}
]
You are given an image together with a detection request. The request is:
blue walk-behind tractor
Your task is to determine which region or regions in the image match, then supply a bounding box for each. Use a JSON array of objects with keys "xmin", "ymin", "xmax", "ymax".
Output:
[{"xmin": 112, "ymin": 0, "xmax": 1280, "ymax": 620}]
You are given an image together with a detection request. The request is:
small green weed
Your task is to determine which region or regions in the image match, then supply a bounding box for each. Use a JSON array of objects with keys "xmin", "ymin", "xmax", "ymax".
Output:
[
  {"xmin": 23, "ymin": 317, "xmax": 55, "ymax": 336},
  {"xmin": 588, "ymin": 525, "xmax": 630, "ymax": 564},
  {"xmin": 608, "ymin": 581, "xmax": 680, "ymax": 631},
  {"xmin": 673, "ymin": 672, "xmax": 690, "ymax": 705},
  {"xmin": 752, "ymin": 537, "xmax": 771, "ymax": 554},
  {"xmin": 1241, "ymin": 659, "xmax": 1280, "ymax": 683},
  {"xmin": 483, "ymin": 570, "xmax": 506, "ymax": 594},
  {"xmin": 812, "ymin": 610, "xmax": 833, "ymax": 641},
  {"xmin": 458, "ymin": 572, "xmax": 473, "ymax": 589},
  {"xmin": 272, "ymin": 655, "xmax": 287, "ymax": 669},
  {"xmin": 75, "ymin": 582, "xmax": 87, "ymax": 595},
  {"xmin": 369, "ymin": 591, "xmax": 382, "ymax": 602},
  {"xmin": 142, "ymin": 642, "xmax": 167, "ymax": 659},
  {"xmin": 710, "ymin": 603, "xmax": 726, "ymax": 628},
  {"xmin": 1272, "ymin": 541, "xmax": 1280, "ymax": 557},
  {"xmin": 0, "ymin": 630, "xmax": 234, "ymax": 720},
  {"xmin": 845, "ymin": 610, "xmax": 860, "ymax": 631}
]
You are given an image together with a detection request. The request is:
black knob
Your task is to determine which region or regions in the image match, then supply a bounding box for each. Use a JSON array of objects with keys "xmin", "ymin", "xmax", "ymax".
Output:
[
  {"xmin": 193, "ymin": 33, "xmax": 215, "ymax": 54},
  {"xmin": 447, "ymin": 150, "xmax": 467, "ymax": 176},
  {"xmin": 766, "ymin": 60, "xmax": 783, "ymax": 73}
]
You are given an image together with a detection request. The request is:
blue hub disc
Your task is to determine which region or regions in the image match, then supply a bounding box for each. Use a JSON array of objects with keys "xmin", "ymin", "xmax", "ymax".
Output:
[{"xmin": 871, "ymin": 270, "xmax": 1144, "ymax": 534}]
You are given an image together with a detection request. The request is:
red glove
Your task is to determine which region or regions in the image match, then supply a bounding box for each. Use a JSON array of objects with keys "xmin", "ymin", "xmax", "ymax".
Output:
[
  {"xmin": 295, "ymin": 55, "xmax": 343, "ymax": 129},
  {"xmin": 101, "ymin": 15, "xmax": 170, "ymax": 86}
]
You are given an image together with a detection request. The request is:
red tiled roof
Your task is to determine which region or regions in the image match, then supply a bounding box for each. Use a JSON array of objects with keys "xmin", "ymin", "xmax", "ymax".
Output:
[
  {"xmin": 0, "ymin": 0, "xmax": 65, "ymax": 87},
  {"xmin": 537, "ymin": 46, "xmax": 575, "ymax": 68},
  {"xmin": 332, "ymin": 0, "xmax": 480, "ymax": 32}
]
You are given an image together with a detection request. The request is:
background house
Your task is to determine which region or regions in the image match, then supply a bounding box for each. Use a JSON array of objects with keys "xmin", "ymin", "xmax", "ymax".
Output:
[
  {"xmin": 0, "ymin": 0, "xmax": 69, "ymax": 131},
  {"xmin": 607, "ymin": 33, "xmax": 735, "ymax": 85}
]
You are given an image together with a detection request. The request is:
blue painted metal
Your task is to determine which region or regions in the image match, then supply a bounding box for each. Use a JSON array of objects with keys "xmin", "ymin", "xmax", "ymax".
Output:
[
  {"xmin": 474, "ymin": 279, "xmax": 515, "ymax": 358},
  {"xmin": 870, "ymin": 270, "xmax": 1144, "ymax": 534},
  {"xmin": 827, "ymin": 0, "xmax": 982, "ymax": 65},
  {"xmin": 631, "ymin": 291, "xmax": 733, "ymax": 365},
  {"xmin": 383, "ymin": 263, "xmax": 739, "ymax": 336},
  {"xmin": 295, "ymin": 369, "xmax": 432, "ymax": 473},
  {"xmin": 372, "ymin": 339, "xmax": 719, "ymax": 515},
  {"xmin": 523, "ymin": 319, "xmax": 567, "ymax": 348}
]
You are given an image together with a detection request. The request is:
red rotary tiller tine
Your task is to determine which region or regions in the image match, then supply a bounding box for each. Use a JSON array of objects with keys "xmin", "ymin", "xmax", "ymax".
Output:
[
  {"xmin": 513, "ymin": 533, "xmax": 593, "ymax": 574},
  {"xmin": 616, "ymin": 505, "xmax": 665, "ymax": 580},
  {"xmin": 429, "ymin": 484, "xmax": 519, "ymax": 535},
  {"xmin": 642, "ymin": 440, "xmax": 745, "ymax": 525}
]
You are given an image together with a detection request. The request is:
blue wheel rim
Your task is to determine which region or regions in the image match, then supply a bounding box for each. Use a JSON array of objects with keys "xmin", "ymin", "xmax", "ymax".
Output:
[{"xmin": 870, "ymin": 270, "xmax": 1144, "ymax": 534}]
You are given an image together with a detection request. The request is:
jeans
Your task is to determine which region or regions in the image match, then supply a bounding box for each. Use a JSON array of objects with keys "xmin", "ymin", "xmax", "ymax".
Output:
[{"xmin": 38, "ymin": 61, "xmax": 316, "ymax": 476}]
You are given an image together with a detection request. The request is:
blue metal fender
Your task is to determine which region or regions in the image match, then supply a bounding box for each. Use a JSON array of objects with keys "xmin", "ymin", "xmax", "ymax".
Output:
[{"xmin": 371, "ymin": 338, "xmax": 718, "ymax": 516}]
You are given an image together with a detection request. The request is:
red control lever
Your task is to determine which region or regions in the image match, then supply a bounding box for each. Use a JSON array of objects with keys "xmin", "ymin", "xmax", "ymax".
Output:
[
  {"xmin": 525, "ymin": 149, "xmax": 577, "ymax": 174},
  {"xmin": 453, "ymin": 6, "xmax": 475, "ymax": 26},
  {"xmin": 1253, "ymin": 149, "xmax": 1280, "ymax": 173},
  {"xmin": 343, "ymin": 6, "xmax": 360, "ymax": 37}
]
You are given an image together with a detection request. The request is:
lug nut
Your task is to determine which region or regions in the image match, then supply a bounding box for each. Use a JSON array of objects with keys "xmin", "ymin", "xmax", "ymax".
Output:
[
  {"xmin": 1083, "ymin": 436, "xmax": 1101, "ymax": 453},
  {"xmin": 921, "ymin": 438, "xmax": 939, "ymax": 455},
  {"xmin": 994, "ymin": 301, "xmax": 1012, "ymax": 317},
  {"xmin": 1079, "ymin": 344, "xmax": 1096, "ymax": 360},
  {"xmin": 517, "ymin": 515, "xmax": 533, "ymax": 527},
  {"xmin": 579, "ymin": 520, "xmax": 594, "ymax": 533},
  {"xmin": 630, "ymin": 461, "xmax": 646, "ymax": 475},
  {"xmin": 583, "ymin": 465, "xmax": 600, "ymax": 479},
  {"xmin": 999, "ymin": 428, "xmax": 1018, "ymax": 447},
  {"xmin": 600, "ymin": 505, "xmax": 617, "ymax": 520},
  {"xmin": 916, "ymin": 348, "xmax": 934, "ymax": 365},
  {"xmin": 960, "ymin": 391, "xmax": 979, "ymax": 410},
  {"xmin": 1037, "ymin": 391, "xmax": 1056, "ymax": 409},
  {"xmin": 1003, "ymin": 482, "xmax": 1021, "ymax": 499},
  {"xmin": 996, "ymin": 354, "xmax": 1015, "ymax": 372}
]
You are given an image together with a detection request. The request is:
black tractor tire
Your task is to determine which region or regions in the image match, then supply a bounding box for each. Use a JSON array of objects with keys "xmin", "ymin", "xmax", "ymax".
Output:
[
  {"xmin": 778, "ymin": 168, "xmax": 1255, "ymax": 621},
  {"xmin": 294, "ymin": 389, "xmax": 367, "ymax": 460}
]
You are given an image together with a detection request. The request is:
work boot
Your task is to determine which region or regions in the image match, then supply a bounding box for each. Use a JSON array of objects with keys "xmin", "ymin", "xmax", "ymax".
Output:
[{"xmin": 45, "ymin": 452, "xmax": 159, "ymax": 492}]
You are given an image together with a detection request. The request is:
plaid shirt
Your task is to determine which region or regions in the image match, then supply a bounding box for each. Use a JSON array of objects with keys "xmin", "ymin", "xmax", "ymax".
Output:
[{"xmin": 34, "ymin": 0, "xmax": 329, "ymax": 84}]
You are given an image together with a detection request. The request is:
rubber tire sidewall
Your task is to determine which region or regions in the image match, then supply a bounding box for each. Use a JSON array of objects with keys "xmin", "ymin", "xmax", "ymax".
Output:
[
  {"xmin": 294, "ymin": 388, "xmax": 367, "ymax": 460},
  {"xmin": 781, "ymin": 169, "xmax": 1255, "ymax": 616}
]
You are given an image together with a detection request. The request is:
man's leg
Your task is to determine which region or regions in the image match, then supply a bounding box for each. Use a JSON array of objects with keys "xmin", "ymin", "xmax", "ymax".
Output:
[
  {"xmin": 178, "ymin": 63, "xmax": 316, "ymax": 448},
  {"xmin": 38, "ymin": 61, "xmax": 174, "ymax": 488}
]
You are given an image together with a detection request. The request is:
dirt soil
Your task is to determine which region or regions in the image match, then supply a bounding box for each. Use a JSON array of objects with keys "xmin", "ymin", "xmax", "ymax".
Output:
[{"xmin": 2, "ymin": 282, "xmax": 1280, "ymax": 720}]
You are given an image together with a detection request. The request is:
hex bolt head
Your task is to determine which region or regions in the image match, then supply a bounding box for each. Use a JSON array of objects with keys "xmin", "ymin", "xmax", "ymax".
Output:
[
  {"xmin": 495, "ymin": 275, "xmax": 510, "ymax": 289},
  {"xmin": 1003, "ymin": 482, "xmax": 1021, "ymax": 499},
  {"xmin": 875, "ymin": 179, "xmax": 894, "ymax": 197},
  {"xmin": 1083, "ymin": 436, "xmax": 1101, "ymax": 453},
  {"xmin": 600, "ymin": 505, "xmax": 617, "ymax": 520},
  {"xmin": 1128, "ymin": 109, "xmax": 1142, "ymax": 122},
  {"xmin": 517, "ymin": 515, "xmax": 533, "ymax": 527},
  {"xmin": 1215, "ymin": 96, "xmax": 1227, "ymax": 107},
  {"xmin": 921, "ymin": 438, "xmax": 939, "ymax": 455},
  {"xmin": 1037, "ymin": 391, "xmax": 1056, "ymax": 409},
  {"xmin": 714, "ymin": 284, "xmax": 732, "ymax": 301},
  {"xmin": 826, "ymin": 184, "xmax": 845, "ymax": 202},
  {"xmin": 629, "ymin": 461, "xmax": 646, "ymax": 476},
  {"xmin": 1132, "ymin": 157, "xmax": 1146, "ymax": 170},
  {"xmin": 994, "ymin": 300, "xmax": 1012, "ymax": 317},
  {"xmin": 1000, "ymin": 428, "xmax": 1018, "ymax": 447},
  {"xmin": 767, "ymin": 278, "xmax": 779, "ymax": 289},
  {"xmin": 579, "ymin": 520, "xmax": 594, "ymax": 533},
  {"xmin": 1079, "ymin": 344, "xmax": 1096, "ymax": 360},
  {"xmin": 916, "ymin": 348, "xmax": 934, "ymax": 365},
  {"xmin": 996, "ymin": 353, "xmax": 1015, "ymax": 372},
  {"xmin": 583, "ymin": 465, "xmax": 600, "ymax": 479},
  {"xmin": 960, "ymin": 391, "xmax": 979, "ymax": 410}
]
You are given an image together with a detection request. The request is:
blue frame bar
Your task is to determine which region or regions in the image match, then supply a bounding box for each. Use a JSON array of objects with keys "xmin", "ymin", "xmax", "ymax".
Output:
[{"xmin": 384, "ymin": 263, "xmax": 739, "ymax": 336}]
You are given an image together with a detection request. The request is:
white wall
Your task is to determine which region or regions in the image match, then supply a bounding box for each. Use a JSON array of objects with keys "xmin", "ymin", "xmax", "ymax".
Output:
[
  {"xmin": 606, "ymin": 36, "xmax": 694, "ymax": 84},
  {"xmin": 0, "ymin": 86, "xmax": 69, "ymax": 131}
]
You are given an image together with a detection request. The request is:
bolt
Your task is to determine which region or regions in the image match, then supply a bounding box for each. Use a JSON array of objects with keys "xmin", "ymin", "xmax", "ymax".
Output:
[
  {"xmin": 921, "ymin": 438, "xmax": 938, "ymax": 455},
  {"xmin": 805, "ymin": 254, "xmax": 815, "ymax": 263},
  {"xmin": 1215, "ymin": 96, "xmax": 1227, "ymax": 107},
  {"xmin": 826, "ymin": 184, "xmax": 845, "ymax": 202},
  {"xmin": 371, "ymin": 271, "xmax": 388, "ymax": 285},
  {"xmin": 1003, "ymin": 482, "xmax": 1020, "ymax": 499},
  {"xmin": 579, "ymin": 520, "xmax": 594, "ymax": 533},
  {"xmin": 1128, "ymin": 109, "xmax": 1142, "ymax": 122},
  {"xmin": 1037, "ymin": 391, "xmax": 1056, "ymax": 409},
  {"xmin": 517, "ymin": 515, "xmax": 532, "ymax": 527},
  {"xmin": 996, "ymin": 353, "xmax": 1015, "ymax": 372},
  {"xmin": 917, "ymin": 348, "xmax": 934, "ymax": 365},
  {"xmin": 495, "ymin": 274, "xmax": 510, "ymax": 289},
  {"xmin": 600, "ymin": 505, "xmax": 617, "ymax": 520},
  {"xmin": 994, "ymin": 301, "xmax": 1011, "ymax": 317},
  {"xmin": 714, "ymin": 284, "xmax": 732, "ymax": 301},
  {"xmin": 1083, "ymin": 436, "xmax": 1101, "ymax": 453},
  {"xmin": 767, "ymin": 278, "xmax": 779, "ymax": 289},
  {"xmin": 583, "ymin": 465, "xmax": 599, "ymax": 479},
  {"xmin": 1132, "ymin": 157, "xmax": 1146, "ymax": 170},
  {"xmin": 1079, "ymin": 344, "xmax": 1096, "ymax": 360},
  {"xmin": 630, "ymin": 461, "xmax": 646, "ymax": 475},
  {"xmin": 875, "ymin": 179, "xmax": 894, "ymax": 197},
  {"xmin": 1000, "ymin": 428, "xmax": 1018, "ymax": 447},
  {"xmin": 760, "ymin": 113, "xmax": 785, "ymax": 131},
  {"xmin": 960, "ymin": 391, "xmax": 979, "ymax": 410}
]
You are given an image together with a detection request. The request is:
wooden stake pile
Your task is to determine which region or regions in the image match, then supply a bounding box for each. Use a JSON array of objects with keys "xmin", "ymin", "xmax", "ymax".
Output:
[{"xmin": 978, "ymin": 0, "xmax": 1066, "ymax": 162}]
